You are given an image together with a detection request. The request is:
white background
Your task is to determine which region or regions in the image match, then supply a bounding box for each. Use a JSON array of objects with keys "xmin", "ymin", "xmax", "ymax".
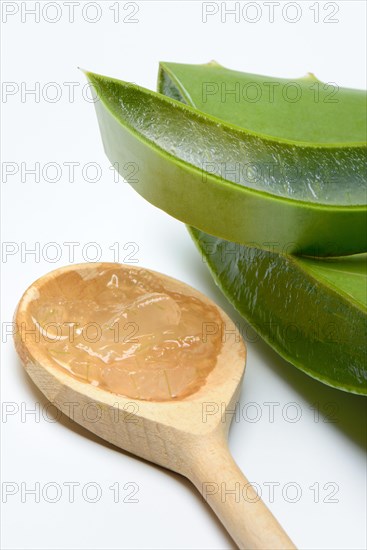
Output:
[{"xmin": 1, "ymin": 1, "xmax": 366, "ymax": 549}]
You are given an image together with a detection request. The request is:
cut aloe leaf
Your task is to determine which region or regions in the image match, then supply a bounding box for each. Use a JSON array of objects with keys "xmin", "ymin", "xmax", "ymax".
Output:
[
  {"xmin": 86, "ymin": 70, "xmax": 367, "ymax": 257},
  {"xmin": 159, "ymin": 61, "xmax": 367, "ymax": 143},
  {"xmin": 189, "ymin": 227, "xmax": 367, "ymax": 395},
  {"xmin": 158, "ymin": 61, "xmax": 367, "ymax": 394}
]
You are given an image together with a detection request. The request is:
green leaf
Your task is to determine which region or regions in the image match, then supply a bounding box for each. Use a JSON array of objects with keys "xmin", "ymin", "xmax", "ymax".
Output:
[
  {"xmin": 159, "ymin": 61, "xmax": 367, "ymax": 394},
  {"xmin": 189, "ymin": 227, "xmax": 367, "ymax": 394},
  {"xmin": 85, "ymin": 70, "xmax": 367, "ymax": 257},
  {"xmin": 159, "ymin": 61, "xmax": 367, "ymax": 143}
]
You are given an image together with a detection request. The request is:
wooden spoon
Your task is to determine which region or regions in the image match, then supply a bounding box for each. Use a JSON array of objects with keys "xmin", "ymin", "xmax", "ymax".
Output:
[{"xmin": 14, "ymin": 263, "xmax": 296, "ymax": 550}]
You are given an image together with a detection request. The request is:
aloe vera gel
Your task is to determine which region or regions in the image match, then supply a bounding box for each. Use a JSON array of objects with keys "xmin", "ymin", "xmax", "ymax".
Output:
[{"xmin": 27, "ymin": 265, "xmax": 223, "ymax": 400}]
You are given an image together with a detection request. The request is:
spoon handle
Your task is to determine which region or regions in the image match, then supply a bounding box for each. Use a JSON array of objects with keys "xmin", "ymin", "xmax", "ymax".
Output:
[{"xmin": 187, "ymin": 435, "xmax": 296, "ymax": 550}]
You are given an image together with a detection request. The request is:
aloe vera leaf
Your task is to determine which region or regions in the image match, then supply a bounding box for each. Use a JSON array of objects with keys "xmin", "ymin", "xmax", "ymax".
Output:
[
  {"xmin": 298, "ymin": 255, "xmax": 367, "ymax": 308},
  {"xmin": 85, "ymin": 71, "xmax": 367, "ymax": 257},
  {"xmin": 189, "ymin": 227, "xmax": 367, "ymax": 395},
  {"xmin": 158, "ymin": 61, "xmax": 367, "ymax": 394},
  {"xmin": 158, "ymin": 61, "xmax": 367, "ymax": 143}
]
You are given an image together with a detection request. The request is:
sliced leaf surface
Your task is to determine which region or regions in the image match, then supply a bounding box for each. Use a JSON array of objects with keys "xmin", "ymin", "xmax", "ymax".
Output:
[
  {"xmin": 189, "ymin": 227, "xmax": 367, "ymax": 394},
  {"xmin": 86, "ymin": 70, "xmax": 367, "ymax": 257}
]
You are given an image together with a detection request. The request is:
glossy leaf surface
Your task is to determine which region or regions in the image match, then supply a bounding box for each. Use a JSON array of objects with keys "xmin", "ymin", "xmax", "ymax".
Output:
[
  {"xmin": 86, "ymin": 70, "xmax": 367, "ymax": 257},
  {"xmin": 189, "ymin": 227, "xmax": 367, "ymax": 394}
]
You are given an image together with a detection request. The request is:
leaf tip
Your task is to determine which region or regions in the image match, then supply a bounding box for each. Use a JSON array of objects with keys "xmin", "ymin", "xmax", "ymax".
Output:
[
  {"xmin": 300, "ymin": 72, "xmax": 320, "ymax": 82},
  {"xmin": 206, "ymin": 60, "xmax": 221, "ymax": 67}
]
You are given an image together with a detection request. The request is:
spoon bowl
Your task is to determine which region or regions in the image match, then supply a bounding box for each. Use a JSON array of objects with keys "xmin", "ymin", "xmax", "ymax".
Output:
[{"xmin": 14, "ymin": 262, "xmax": 295, "ymax": 549}]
